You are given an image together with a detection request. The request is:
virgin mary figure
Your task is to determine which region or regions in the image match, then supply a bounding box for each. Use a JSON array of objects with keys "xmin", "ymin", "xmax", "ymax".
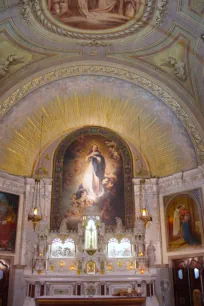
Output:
[{"xmin": 82, "ymin": 144, "xmax": 105, "ymax": 199}]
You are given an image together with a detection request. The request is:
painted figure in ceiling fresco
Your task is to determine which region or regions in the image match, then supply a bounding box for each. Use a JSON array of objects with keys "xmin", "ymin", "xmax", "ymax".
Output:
[
  {"xmin": 48, "ymin": 0, "xmax": 141, "ymax": 30},
  {"xmin": 60, "ymin": 135, "xmax": 125, "ymax": 230},
  {"xmin": 166, "ymin": 194, "xmax": 202, "ymax": 251}
]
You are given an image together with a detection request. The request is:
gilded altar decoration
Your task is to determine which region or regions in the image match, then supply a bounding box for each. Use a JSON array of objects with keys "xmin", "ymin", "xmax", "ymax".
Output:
[
  {"xmin": 0, "ymin": 191, "xmax": 19, "ymax": 252},
  {"xmin": 165, "ymin": 191, "xmax": 203, "ymax": 251},
  {"xmin": 51, "ymin": 127, "xmax": 134, "ymax": 230},
  {"xmin": 86, "ymin": 260, "xmax": 97, "ymax": 274}
]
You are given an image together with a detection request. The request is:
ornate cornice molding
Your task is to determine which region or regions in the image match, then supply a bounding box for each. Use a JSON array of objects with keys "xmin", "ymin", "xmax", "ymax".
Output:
[
  {"xmin": 0, "ymin": 63, "xmax": 203, "ymax": 163},
  {"xmin": 20, "ymin": 0, "xmax": 156, "ymax": 40},
  {"xmin": 159, "ymin": 166, "xmax": 204, "ymax": 194},
  {"xmin": 0, "ymin": 177, "xmax": 25, "ymax": 194}
]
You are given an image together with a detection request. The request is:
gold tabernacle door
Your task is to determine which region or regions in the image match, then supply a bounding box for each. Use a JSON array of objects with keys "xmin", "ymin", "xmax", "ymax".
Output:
[{"xmin": 35, "ymin": 297, "xmax": 146, "ymax": 305}]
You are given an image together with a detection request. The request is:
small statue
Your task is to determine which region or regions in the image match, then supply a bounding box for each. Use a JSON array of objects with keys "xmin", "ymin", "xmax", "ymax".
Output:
[
  {"xmin": 78, "ymin": 223, "xmax": 84, "ymax": 236},
  {"xmin": 115, "ymin": 217, "xmax": 123, "ymax": 232},
  {"xmin": 98, "ymin": 222, "xmax": 105, "ymax": 236},
  {"xmin": 147, "ymin": 240, "xmax": 156, "ymax": 267},
  {"xmin": 59, "ymin": 216, "xmax": 68, "ymax": 233}
]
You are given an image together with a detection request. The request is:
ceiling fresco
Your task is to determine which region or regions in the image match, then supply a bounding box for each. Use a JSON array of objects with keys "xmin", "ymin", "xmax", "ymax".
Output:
[
  {"xmin": 0, "ymin": 0, "xmax": 203, "ymax": 178},
  {"xmin": 108, "ymin": 25, "xmax": 200, "ymax": 104},
  {"xmin": 0, "ymin": 32, "xmax": 47, "ymax": 81},
  {"xmin": 20, "ymin": 0, "xmax": 156, "ymax": 39},
  {"xmin": 47, "ymin": 0, "xmax": 144, "ymax": 31}
]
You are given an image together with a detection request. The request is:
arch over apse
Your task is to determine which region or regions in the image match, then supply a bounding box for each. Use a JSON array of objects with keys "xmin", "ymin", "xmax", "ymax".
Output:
[{"xmin": 0, "ymin": 62, "xmax": 203, "ymax": 164}]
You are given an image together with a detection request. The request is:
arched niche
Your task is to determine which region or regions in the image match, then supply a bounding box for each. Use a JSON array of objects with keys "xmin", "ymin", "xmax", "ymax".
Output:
[{"xmin": 51, "ymin": 126, "xmax": 136, "ymax": 230}]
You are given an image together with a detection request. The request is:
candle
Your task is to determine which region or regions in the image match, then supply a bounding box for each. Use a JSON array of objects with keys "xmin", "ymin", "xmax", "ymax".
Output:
[
  {"xmin": 37, "ymin": 269, "xmax": 41, "ymax": 275},
  {"xmin": 142, "ymin": 208, "xmax": 147, "ymax": 217},
  {"xmin": 128, "ymin": 288, "xmax": 132, "ymax": 293},
  {"xmin": 34, "ymin": 207, "xmax": 38, "ymax": 216},
  {"xmin": 50, "ymin": 265, "xmax": 54, "ymax": 271},
  {"xmin": 108, "ymin": 264, "xmax": 112, "ymax": 271},
  {"xmin": 137, "ymin": 287, "xmax": 141, "ymax": 295}
]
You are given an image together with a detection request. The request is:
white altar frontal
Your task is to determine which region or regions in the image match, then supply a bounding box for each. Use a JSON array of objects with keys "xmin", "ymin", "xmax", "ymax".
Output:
[{"xmin": 23, "ymin": 205, "xmax": 159, "ymax": 306}]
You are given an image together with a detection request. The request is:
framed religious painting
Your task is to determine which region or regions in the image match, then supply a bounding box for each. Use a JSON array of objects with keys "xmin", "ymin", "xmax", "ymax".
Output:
[
  {"xmin": 0, "ymin": 191, "xmax": 19, "ymax": 253},
  {"xmin": 164, "ymin": 189, "xmax": 203, "ymax": 252},
  {"xmin": 51, "ymin": 126, "xmax": 134, "ymax": 231}
]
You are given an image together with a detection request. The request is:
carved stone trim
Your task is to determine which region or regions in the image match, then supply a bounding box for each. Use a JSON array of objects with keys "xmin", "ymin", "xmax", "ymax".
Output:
[
  {"xmin": 77, "ymin": 40, "xmax": 112, "ymax": 47},
  {"xmin": 1, "ymin": 64, "xmax": 203, "ymax": 163},
  {"xmin": 159, "ymin": 166, "xmax": 204, "ymax": 194},
  {"xmin": 20, "ymin": 0, "xmax": 155, "ymax": 40},
  {"xmin": 0, "ymin": 178, "xmax": 25, "ymax": 194}
]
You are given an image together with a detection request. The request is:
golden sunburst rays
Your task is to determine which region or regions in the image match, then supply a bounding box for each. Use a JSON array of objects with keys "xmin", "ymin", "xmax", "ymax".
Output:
[{"xmin": 0, "ymin": 92, "xmax": 183, "ymax": 177}]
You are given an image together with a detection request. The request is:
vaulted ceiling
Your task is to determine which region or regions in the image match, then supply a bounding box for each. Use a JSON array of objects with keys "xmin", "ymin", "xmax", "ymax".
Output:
[{"xmin": 0, "ymin": 0, "xmax": 203, "ymax": 177}]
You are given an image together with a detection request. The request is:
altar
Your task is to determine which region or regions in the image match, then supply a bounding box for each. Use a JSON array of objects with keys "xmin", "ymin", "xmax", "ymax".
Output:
[{"xmin": 22, "ymin": 204, "xmax": 159, "ymax": 306}]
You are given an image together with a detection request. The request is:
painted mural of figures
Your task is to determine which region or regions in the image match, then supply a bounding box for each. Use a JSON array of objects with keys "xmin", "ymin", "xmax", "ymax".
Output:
[
  {"xmin": 48, "ymin": 0, "xmax": 141, "ymax": 30},
  {"xmin": 61, "ymin": 132, "xmax": 126, "ymax": 230},
  {"xmin": 83, "ymin": 145, "xmax": 105, "ymax": 199},
  {"xmin": 166, "ymin": 194, "xmax": 202, "ymax": 251}
]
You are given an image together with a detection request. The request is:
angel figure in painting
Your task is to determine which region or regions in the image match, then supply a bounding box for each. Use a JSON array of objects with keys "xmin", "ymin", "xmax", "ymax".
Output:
[
  {"xmin": 82, "ymin": 144, "xmax": 106, "ymax": 200},
  {"xmin": 173, "ymin": 205, "xmax": 182, "ymax": 237}
]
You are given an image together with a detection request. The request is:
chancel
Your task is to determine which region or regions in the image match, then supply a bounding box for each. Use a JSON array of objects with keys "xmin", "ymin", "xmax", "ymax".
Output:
[{"xmin": 0, "ymin": 0, "xmax": 204, "ymax": 306}]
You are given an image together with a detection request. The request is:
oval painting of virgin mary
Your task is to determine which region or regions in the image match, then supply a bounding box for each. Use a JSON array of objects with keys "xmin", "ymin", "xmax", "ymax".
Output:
[{"xmin": 47, "ymin": 0, "xmax": 144, "ymax": 30}]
